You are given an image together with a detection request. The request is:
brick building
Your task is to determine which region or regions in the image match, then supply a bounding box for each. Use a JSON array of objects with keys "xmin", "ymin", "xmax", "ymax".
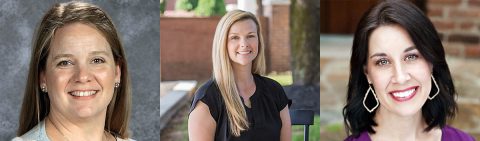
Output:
[{"xmin": 161, "ymin": 0, "xmax": 292, "ymax": 81}]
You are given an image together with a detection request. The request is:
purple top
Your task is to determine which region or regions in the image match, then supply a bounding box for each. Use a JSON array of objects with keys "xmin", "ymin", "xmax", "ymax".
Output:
[{"xmin": 344, "ymin": 125, "xmax": 476, "ymax": 141}]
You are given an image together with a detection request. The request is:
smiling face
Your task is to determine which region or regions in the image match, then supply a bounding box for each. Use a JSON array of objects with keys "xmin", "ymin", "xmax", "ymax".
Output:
[
  {"xmin": 365, "ymin": 25, "xmax": 433, "ymax": 117},
  {"xmin": 41, "ymin": 22, "xmax": 120, "ymax": 119},
  {"xmin": 227, "ymin": 19, "xmax": 259, "ymax": 68}
]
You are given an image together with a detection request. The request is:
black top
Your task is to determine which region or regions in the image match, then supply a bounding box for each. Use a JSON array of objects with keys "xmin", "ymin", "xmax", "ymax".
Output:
[{"xmin": 189, "ymin": 74, "xmax": 289, "ymax": 141}]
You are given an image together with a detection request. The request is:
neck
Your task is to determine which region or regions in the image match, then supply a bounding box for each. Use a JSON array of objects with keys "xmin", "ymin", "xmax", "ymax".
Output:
[
  {"xmin": 370, "ymin": 106, "xmax": 441, "ymax": 141},
  {"xmin": 46, "ymin": 109, "xmax": 108, "ymax": 141},
  {"xmin": 232, "ymin": 64, "xmax": 255, "ymax": 97}
]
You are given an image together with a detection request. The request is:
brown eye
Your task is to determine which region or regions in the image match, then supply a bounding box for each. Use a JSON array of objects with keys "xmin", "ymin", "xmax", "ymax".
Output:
[
  {"xmin": 230, "ymin": 36, "xmax": 239, "ymax": 40},
  {"xmin": 57, "ymin": 60, "xmax": 73, "ymax": 67},
  {"xmin": 92, "ymin": 58, "xmax": 105, "ymax": 64}
]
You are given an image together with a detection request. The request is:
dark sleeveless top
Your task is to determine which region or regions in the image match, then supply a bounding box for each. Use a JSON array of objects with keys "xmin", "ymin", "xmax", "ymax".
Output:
[
  {"xmin": 189, "ymin": 74, "xmax": 289, "ymax": 141},
  {"xmin": 344, "ymin": 125, "xmax": 476, "ymax": 141}
]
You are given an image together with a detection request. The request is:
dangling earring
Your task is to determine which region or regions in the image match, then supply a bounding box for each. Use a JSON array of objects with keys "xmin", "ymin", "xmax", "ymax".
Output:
[
  {"xmin": 363, "ymin": 84, "xmax": 379, "ymax": 113},
  {"xmin": 428, "ymin": 74, "xmax": 440, "ymax": 100},
  {"xmin": 115, "ymin": 82, "xmax": 120, "ymax": 88}
]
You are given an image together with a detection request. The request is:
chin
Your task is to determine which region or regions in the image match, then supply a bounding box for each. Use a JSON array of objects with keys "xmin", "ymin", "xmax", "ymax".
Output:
[
  {"xmin": 392, "ymin": 106, "xmax": 423, "ymax": 117},
  {"xmin": 72, "ymin": 105, "xmax": 107, "ymax": 119}
]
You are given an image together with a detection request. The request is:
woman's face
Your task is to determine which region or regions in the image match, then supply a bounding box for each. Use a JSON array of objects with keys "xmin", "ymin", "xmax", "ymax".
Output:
[
  {"xmin": 227, "ymin": 19, "xmax": 259, "ymax": 67},
  {"xmin": 365, "ymin": 25, "xmax": 432, "ymax": 117},
  {"xmin": 41, "ymin": 23, "xmax": 120, "ymax": 119}
]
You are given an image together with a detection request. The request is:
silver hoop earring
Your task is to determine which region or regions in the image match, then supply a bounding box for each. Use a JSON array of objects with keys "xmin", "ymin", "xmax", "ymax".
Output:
[
  {"xmin": 428, "ymin": 74, "xmax": 440, "ymax": 100},
  {"xmin": 363, "ymin": 84, "xmax": 379, "ymax": 113},
  {"xmin": 115, "ymin": 82, "xmax": 120, "ymax": 88}
]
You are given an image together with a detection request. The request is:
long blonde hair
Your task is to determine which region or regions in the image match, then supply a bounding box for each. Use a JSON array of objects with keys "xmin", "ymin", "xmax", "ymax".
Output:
[
  {"xmin": 17, "ymin": 1, "xmax": 131, "ymax": 138},
  {"xmin": 212, "ymin": 10, "xmax": 266, "ymax": 136}
]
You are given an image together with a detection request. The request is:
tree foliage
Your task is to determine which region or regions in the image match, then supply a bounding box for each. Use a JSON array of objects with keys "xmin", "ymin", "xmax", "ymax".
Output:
[{"xmin": 194, "ymin": 0, "xmax": 226, "ymax": 17}]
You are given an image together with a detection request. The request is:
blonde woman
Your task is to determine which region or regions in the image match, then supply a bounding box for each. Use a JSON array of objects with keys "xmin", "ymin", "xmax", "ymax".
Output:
[
  {"xmin": 188, "ymin": 10, "xmax": 292, "ymax": 141},
  {"xmin": 14, "ymin": 2, "xmax": 132, "ymax": 141}
]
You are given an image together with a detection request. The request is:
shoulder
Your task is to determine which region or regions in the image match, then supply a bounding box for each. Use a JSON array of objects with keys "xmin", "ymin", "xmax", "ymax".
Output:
[
  {"xmin": 116, "ymin": 138, "xmax": 136, "ymax": 141},
  {"xmin": 344, "ymin": 131, "xmax": 371, "ymax": 141},
  {"xmin": 442, "ymin": 125, "xmax": 475, "ymax": 141},
  {"xmin": 16, "ymin": 120, "xmax": 49, "ymax": 141},
  {"xmin": 193, "ymin": 79, "xmax": 219, "ymax": 100},
  {"xmin": 254, "ymin": 74, "xmax": 283, "ymax": 89}
]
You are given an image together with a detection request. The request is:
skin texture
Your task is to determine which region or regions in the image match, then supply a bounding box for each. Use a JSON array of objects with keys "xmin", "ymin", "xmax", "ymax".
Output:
[
  {"xmin": 41, "ymin": 22, "xmax": 120, "ymax": 141},
  {"xmin": 189, "ymin": 19, "xmax": 291, "ymax": 141},
  {"xmin": 365, "ymin": 25, "xmax": 441, "ymax": 141}
]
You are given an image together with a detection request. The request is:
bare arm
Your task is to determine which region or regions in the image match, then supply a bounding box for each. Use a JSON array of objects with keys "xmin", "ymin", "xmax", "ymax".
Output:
[
  {"xmin": 188, "ymin": 101, "xmax": 216, "ymax": 141},
  {"xmin": 279, "ymin": 106, "xmax": 292, "ymax": 141}
]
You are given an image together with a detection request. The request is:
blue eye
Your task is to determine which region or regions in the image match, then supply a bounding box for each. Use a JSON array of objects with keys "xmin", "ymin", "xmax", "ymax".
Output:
[
  {"xmin": 57, "ymin": 60, "xmax": 73, "ymax": 67},
  {"xmin": 376, "ymin": 59, "xmax": 389, "ymax": 66},
  {"xmin": 92, "ymin": 58, "xmax": 105, "ymax": 64},
  {"xmin": 405, "ymin": 54, "xmax": 418, "ymax": 61}
]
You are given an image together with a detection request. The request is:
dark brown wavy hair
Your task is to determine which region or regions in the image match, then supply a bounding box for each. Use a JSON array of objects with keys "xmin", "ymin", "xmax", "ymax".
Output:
[{"xmin": 343, "ymin": 0, "xmax": 457, "ymax": 137}]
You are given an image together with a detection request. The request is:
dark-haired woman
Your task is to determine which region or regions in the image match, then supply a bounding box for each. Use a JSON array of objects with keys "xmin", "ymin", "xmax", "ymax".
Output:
[{"xmin": 343, "ymin": 0, "xmax": 475, "ymax": 141}]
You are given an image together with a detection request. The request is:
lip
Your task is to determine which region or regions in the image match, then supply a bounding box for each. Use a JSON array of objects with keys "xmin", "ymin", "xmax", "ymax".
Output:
[
  {"xmin": 388, "ymin": 86, "xmax": 418, "ymax": 102},
  {"xmin": 236, "ymin": 50, "xmax": 252, "ymax": 55},
  {"xmin": 68, "ymin": 90, "xmax": 99, "ymax": 100}
]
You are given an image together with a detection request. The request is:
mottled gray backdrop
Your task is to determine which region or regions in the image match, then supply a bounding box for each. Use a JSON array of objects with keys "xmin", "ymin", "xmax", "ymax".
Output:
[{"xmin": 0, "ymin": 0, "xmax": 160, "ymax": 140}]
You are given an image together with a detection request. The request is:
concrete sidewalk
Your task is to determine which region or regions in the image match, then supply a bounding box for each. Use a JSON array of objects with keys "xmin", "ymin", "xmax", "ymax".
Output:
[{"xmin": 160, "ymin": 80, "xmax": 197, "ymax": 133}]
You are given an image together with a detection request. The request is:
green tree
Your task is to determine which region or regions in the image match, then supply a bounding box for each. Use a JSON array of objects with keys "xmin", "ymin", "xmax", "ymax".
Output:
[
  {"xmin": 160, "ymin": 0, "xmax": 166, "ymax": 14},
  {"xmin": 290, "ymin": 0, "xmax": 320, "ymax": 85},
  {"xmin": 194, "ymin": 0, "xmax": 226, "ymax": 17},
  {"xmin": 175, "ymin": 0, "xmax": 198, "ymax": 11}
]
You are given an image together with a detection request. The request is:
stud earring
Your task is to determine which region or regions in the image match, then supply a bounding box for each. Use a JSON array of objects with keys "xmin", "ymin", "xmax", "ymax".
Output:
[
  {"xmin": 40, "ymin": 85, "xmax": 47, "ymax": 93},
  {"xmin": 428, "ymin": 74, "xmax": 440, "ymax": 100},
  {"xmin": 115, "ymin": 82, "xmax": 120, "ymax": 88},
  {"xmin": 363, "ymin": 84, "xmax": 379, "ymax": 113}
]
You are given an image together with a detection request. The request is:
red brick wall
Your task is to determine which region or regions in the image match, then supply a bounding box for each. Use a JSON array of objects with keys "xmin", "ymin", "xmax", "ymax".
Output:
[
  {"xmin": 160, "ymin": 17, "xmax": 220, "ymax": 81},
  {"xmin": 428, "ymin": 0, "xmax": 480, "ymax": 57},
  {"xmin": 266, "ymin": 4, "xmax": 291, "ymax": 72},
  {"xmin": 160, "ymin": 16, "xmax": 276, "ymax": 81}
]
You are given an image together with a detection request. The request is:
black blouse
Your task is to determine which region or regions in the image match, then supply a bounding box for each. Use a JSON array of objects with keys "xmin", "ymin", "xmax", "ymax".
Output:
[{"xmin": 189, "ymin": 74, "xmax": 289, "ymax": 141}]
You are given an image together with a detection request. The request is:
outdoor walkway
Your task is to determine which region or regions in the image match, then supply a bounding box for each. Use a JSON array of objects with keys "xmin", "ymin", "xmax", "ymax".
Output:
[
  {"xmin": 320, "ymin": 35, "xmax": 480, "ymax": 140},
  {"xmin": 160, "ymin": 80, "xmax": 197, "ymax": 139}
]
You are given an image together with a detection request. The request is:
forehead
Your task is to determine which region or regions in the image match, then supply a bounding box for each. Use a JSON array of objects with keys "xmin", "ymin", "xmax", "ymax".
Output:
[
  {"xmin": 368, "ymin": 25, "xmax": 415, "ymax": 54},
  {"xmin": 49, "ymin": 22, "xmax": 110, "ymax": 54},
  {"xmin": 229, "ymin": 19, "xmax": 257, "ymax": 33}
]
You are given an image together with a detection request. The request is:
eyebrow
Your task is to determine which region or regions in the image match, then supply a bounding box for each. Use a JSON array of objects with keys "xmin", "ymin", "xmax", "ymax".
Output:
[
  {"xmin": 89, "ymin": 51, "xmax": 110, "ymax": 56},
  {"xmin": 229, "ymin": 32, "xmax": 257, "ymax": 35},
  {"xmin": 369, "ymin": 46, "xmax": 417, "ymax": 58},
  {"xmin": 52, "ymin": 51, "xmax": 110, "ymax": 60},
  {"xmin": 53, "ymin": 54, "xmax": 74, "ymax": 60}
]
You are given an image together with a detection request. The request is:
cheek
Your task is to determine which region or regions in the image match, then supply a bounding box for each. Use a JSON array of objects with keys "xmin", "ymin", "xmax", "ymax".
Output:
[
  {"xmin": 408, "ymin": 63, "xmax": 432, "ymax": 86},
  {"xmin": 93, "ymin": 67, "xmax": 117, "ymax": 86},
  {"xmin": 46, "ymin": 70, "xmax": 72, "ymax": 92}
]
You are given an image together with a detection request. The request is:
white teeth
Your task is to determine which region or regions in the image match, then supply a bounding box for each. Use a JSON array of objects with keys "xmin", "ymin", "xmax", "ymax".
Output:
[
  {"xmin": 237, "ymin": 51, "xmax": 252, "ymax": 55},
  {"xmin": 392, "ymin": 88, "xmax": 415, "ymax": 98},
  {"xmin": 69, "ymin": 91, "xmax": 97, "ymax": 97}
]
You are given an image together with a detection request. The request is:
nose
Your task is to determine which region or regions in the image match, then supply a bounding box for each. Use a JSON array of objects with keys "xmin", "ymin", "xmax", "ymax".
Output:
[
  {"xmin": 391, "ymin": 63, "xmax": 411, "ymax": 84},
  {"xmin": 240, "ymin": 38, "xmax": 248, "ymax": 48},
  {"xmin": 73, "ymin": 64, "xmax": 92, "ymax": 83}
]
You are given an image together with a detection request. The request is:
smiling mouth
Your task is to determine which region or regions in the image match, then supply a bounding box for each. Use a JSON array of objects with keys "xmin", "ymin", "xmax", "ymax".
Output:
[
  {"xmin": 68, "ymin": 90, "xmax": 98, "ymax": 97},
  {"xmin": 237, "ymin": 51, "xmax": 252, "ymax": 55},
  {"xmin": 389, "ymin": 86, "xmax": 418, "ymax": 102}
]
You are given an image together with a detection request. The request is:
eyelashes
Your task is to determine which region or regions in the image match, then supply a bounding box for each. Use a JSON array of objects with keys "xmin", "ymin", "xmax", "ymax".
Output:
[
  {"xmin": 56, "ymin": 57, "xmax": 106, "ymax": 67},
  {"xmin": 374, "ymin": 54, "xmax": 420, "ymax": 66},
  {"xmin": 229, "ymin": 35, "xmax": 257, "ymax": 40},
  {"xmin": 57, "ymin": 60, "xmax": 73, "ymax": 67}
]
